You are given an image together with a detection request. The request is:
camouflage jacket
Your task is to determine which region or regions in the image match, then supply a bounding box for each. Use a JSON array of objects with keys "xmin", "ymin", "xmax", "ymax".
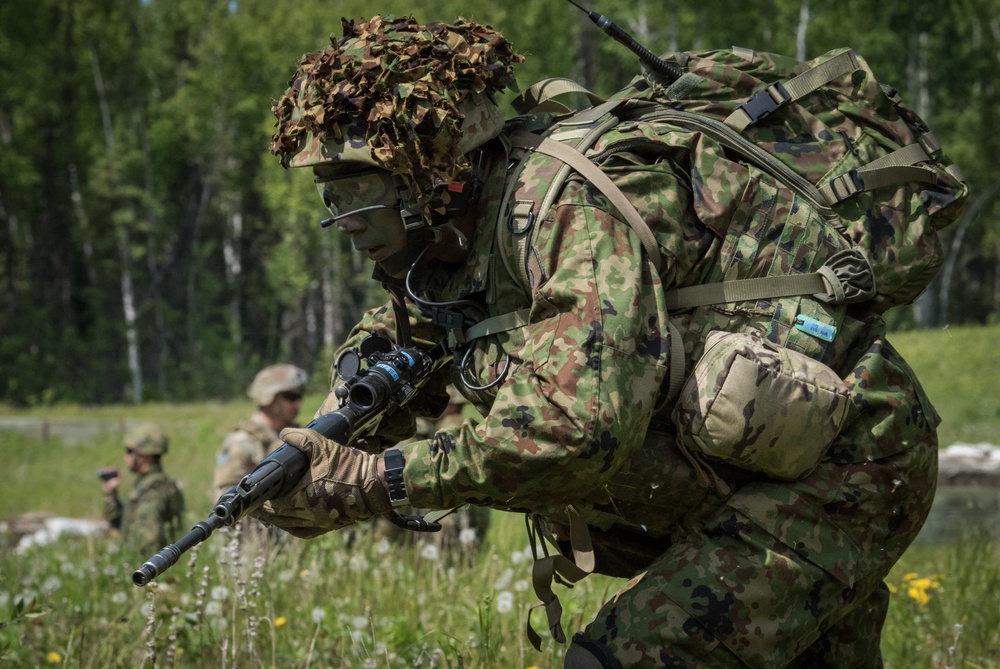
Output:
[
  {"xmin": 212, "ymin": 415, "xmax": 284, "ymax": 499},
  {"xmin": 315, "ymin": 127, "xmax": 940, "ymax": 573},
  {"xmin": 104, "ymin": 464, "xmax": 185, "ymax": 556}
]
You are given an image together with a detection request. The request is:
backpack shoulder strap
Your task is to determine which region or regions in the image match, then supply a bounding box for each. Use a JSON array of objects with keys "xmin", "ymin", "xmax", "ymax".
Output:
[{"xmin": 508, "ymin": 130, "xmax": 664, "ymax": 275}]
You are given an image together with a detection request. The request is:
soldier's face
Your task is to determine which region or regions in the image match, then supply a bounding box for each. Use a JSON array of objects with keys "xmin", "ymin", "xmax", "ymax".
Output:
[
  {"xmin": 313, "ymin": 165, "xmax": 408, "ymax": 264},
  {"xmin": 264, "ymin": 389, "xmax": 303, "ymax": 428}
]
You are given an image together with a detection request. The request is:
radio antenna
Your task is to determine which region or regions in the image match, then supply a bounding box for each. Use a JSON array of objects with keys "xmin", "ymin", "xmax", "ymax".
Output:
[{"xmin": 566, "ymin": 0, "xmax": 683, "ymax": 83}]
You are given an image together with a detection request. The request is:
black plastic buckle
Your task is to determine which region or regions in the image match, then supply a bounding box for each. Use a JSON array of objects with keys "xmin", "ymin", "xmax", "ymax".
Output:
[{"xmin": 737, "ymin": 82, "xmax": 791, "ymax": 125}]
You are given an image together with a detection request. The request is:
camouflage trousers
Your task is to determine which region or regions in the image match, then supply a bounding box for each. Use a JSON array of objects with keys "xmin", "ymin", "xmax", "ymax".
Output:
[{"xmin": 566, "ymin": 434, "xmax": 938, "ymax": 668}]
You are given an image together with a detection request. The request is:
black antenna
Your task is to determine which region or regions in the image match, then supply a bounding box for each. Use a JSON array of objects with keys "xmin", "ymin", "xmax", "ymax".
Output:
[{"xmin": 566, "ymin": 0, "xmax": 683, "ymax": 83}]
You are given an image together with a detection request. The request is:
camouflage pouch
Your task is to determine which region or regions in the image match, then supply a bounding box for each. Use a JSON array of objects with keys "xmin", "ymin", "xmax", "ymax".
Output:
[{"xmin": 672, "ymin": 330, "xmax": 851, "ymax": 480}]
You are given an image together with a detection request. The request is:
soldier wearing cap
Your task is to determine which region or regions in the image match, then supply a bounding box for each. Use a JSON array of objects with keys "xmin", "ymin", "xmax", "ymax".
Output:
[
  {"xmin": 101, "ymin": 422, "xmax": 185, "ymax": 556},
  {"xmin": 212, "ymin": 364, "xmax": 309, "ymax": 499}
]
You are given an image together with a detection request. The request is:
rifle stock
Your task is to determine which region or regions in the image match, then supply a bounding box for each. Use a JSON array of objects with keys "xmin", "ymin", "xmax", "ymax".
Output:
[{"xmin": 132, "ymin": 339, "xmax": 447, "ymax": 586}]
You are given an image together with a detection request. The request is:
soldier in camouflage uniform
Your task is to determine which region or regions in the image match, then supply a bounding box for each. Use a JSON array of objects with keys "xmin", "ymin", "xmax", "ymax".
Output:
[
  {"xmin": 212, "ymin": 363, "xmax": 308, "ymax": 499},
  {"xmin": 252, "ymin": 16, "xmax": 951, "ymax": 668},
  {"xmin": 101, "ymin": 423, "xmax": 185, "ymax": 557}
]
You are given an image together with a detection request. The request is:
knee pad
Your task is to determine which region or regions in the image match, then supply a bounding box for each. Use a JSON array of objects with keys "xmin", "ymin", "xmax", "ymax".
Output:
[{"xmin": 564, "ymin": 634, "xmax": 621, "ymax": 669}]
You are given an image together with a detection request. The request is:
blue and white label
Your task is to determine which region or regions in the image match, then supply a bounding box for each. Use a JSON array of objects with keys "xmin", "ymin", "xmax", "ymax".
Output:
[{"xmin": 794, "ymin": 314, "xmax": 837, "ymax": 342}]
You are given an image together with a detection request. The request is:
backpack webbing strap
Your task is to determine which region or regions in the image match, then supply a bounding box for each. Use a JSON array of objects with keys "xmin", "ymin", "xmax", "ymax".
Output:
[
  {"xmin": 525, "ymin": 506, "xmax": 595, "ymax": 650},
  {"xmin": 666, "ymin": 273, "xmax": 828, "ymax": 310},
  {"xmin": 445, "ymin": 308, "xmax": 532, "ymax": 349},
  {"xmin": 665, "ymin": 248, "xmax": 876, "ymax": 310},
  {"xmin": 511, "ymin": 77, "xmax": 607, "ymax": 115},
  {"xmin": 819, "ymin": 143, "xmax": 938, "ymax": 205},
  {"xmin": 510, "ymin": 131, "xmax": 664, "ymax": 275},
  {"xmin": 725, "ymin": 50, "xmax": 860, "ymax": 132}
]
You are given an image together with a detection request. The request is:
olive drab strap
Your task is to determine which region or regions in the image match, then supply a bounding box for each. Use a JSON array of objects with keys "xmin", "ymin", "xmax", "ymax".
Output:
[
  {"xmin": 724, "ymin": 49, "xmax": 860, "ymax": 131},
  {"xmin": 509, "ymin": 131, "xmax": 664, "ymax": 275},
  {"xmin": 525, "ymin": 506, "xmax": 596, "ymax": 651},
  {"xmin": 818, "ymin": 142, "xmax": 938, "ymax": 205},
  {"xmin": 665, "ymin": 248, "xmax": 877, "ymax": 310}
]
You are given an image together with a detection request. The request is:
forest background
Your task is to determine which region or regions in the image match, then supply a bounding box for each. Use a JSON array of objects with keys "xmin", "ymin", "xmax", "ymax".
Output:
[{"xmin": 2, "ymin": 0, "xmax": 998, "ymax": 406}]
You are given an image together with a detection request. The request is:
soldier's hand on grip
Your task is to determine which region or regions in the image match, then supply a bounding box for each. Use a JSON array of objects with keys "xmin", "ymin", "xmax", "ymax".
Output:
[{"xmin": 250, "ymin": 427, "xmax": 393, "ymax": 538}]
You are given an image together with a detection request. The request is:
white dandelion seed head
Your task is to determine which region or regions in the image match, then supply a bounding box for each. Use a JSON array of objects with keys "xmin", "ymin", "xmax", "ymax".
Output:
[
  {"xmin": 41, "ymin": 576, "xmax": 62, "ymax": 594},
  {"xmin": 495, "ymin": 591, "xmax": 514, "ymax": 614},
  {"xmin": 458, "ymin": 528, "xmax": 478, "ymax": 545},
  {"xmin": 493, "ymin": 568, "xmax": 513, "ymax": 590},
  {"xmin": 420, "ymin": 543, "xmax": 440, "ymax": 561}
]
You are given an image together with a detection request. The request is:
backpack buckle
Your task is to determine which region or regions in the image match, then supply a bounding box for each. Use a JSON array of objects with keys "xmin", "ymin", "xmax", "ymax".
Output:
[{"xmin": 737, "ymin": 82, "xmax": 791, "ymax": 125}]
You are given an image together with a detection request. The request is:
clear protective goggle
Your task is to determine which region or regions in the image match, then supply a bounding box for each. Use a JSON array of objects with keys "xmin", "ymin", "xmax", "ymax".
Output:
[{"xmin": 314, "ymin": 167, "xmax": 398, "ymax": 223}]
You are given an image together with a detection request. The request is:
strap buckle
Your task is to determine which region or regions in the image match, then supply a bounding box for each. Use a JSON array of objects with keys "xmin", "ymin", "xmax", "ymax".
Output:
[{"xmin": 737, "ymin": 82, "xmax": 791, "ymax": 124}]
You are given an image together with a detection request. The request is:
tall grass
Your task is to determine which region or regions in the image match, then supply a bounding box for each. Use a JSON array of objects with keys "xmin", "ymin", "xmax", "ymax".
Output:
[{"xmin": 2, "ymin": 323, "xmax": 999, "ymax": 667}]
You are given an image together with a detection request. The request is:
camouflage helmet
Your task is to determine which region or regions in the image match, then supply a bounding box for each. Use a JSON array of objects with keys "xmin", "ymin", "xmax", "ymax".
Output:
[
  {"xmin": 124, "ymin": 422, "xmax": 169, "ymax": 456},
  {"xmin": 270, "ymin": 15, "xmax": 522, "ymax": 221},
  {"xmin": 247, "ymin": 364, "xmax": 308, "ymax": 406}
]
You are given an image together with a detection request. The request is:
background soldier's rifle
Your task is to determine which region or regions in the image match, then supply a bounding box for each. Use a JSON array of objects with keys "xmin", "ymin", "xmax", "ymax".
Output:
[{"xmin": 132, "ymin": 335, "xmax": 448, "ymax": 586}]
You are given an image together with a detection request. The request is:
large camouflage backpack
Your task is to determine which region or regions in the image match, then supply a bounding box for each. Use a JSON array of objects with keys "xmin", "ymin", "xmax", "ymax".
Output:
[
  {"xmin": 492, "ymin": 46, "xmax": 968, "ymax": 401},
  {"xmin": 493, "ymin": 47, "xmax": 969, "ymax": 648}
]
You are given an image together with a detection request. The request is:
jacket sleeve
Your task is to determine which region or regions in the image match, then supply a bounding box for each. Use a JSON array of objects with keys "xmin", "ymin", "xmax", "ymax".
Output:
[{"xmin": 405, "ymin": 176, "xmax": 679, "ymax": 513}]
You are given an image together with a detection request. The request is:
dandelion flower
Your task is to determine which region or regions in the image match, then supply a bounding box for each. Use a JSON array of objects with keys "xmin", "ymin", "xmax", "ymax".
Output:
[
  {"xmin": 351, "ymin": 616, "xmax": 368, "ymax": 630},
  {"xmin": 47, "ymin": 652, "xmax": 61, "ymax": 663},
  {"xmin": 459, "ymin": 528, "xmax": 477, "ymax": 545},
  {"xmin": 204, "ymin": 601, "xmax": 222, "ymax": 617},
  {"xmin": 210, "ymin": 586, "xmax": 229, "ymax": 600},
  {"xmin": 420, "ymin": 543, "xmax": 440, "ymax": 561},
  {"xmin": 376, "ymin": 538, "xmax": 392, "ymax": 555},
  {"xmin": 311, "ymin": 607, "xmax": 326, "ymax": 624},
  {"xmin": 274, "ymin": 616, "xmax": 287, "ymax": 627}
]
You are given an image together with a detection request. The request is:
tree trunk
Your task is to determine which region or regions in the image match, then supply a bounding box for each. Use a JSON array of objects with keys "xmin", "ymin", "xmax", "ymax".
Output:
[
  {"xmin": 796, "ymin": 0, "xmax": 810, "ymax": 61},
  {"xmin": 223, "ymin": 209, "xmax": 244, "ymax": 375},
  {"xmin": 321, "ymin": 227, "xmax": 336, "ymax": 351},
  {"xmin": 940, "ymin": 180, "xmax": 1000, "ymax": 324},
  {"xmin": 91, "ymin": 47, "xmax": 143, "ymax": 402},
  {"xmin": 573, "ymin": 6, "xmax": 598, "ymax": 89},
  {"xmin": 909, "ymin": 31, "xmax": 939, "ymax": 327}
]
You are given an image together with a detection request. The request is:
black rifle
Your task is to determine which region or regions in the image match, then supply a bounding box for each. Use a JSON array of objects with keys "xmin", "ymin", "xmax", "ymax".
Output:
[{"xmin": 132, "ymin": 335, "xmax": 448, "ymax": 586}]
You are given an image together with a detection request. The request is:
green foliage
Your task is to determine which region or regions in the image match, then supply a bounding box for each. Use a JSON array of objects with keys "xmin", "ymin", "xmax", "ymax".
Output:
[
  {"xmin": 882, "ymin": 532, "xmax": 1000, "ymax": 669},
  {"xmin": 2, "ymin": 0, "xmax": 999, "ymax": 405},
  {"xmin": 889, "ymin": 323, "xmax": 1000, "ymax": 448}
]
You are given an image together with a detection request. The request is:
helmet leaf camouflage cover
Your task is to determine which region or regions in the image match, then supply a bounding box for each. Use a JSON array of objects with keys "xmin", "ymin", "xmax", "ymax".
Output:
[{"xmin": 271, "ymin": 15, "xmax": 523, "ymax": 220}]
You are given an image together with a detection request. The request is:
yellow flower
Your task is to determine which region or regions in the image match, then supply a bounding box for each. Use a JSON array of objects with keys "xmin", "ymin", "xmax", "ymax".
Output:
[
  {"xmin": 903, "ymin": 573, "xmax": 942, "ymax": 608},
  {"xmin": 274, "ymin": 616, "xmax": 287, "ymax": 627},
  {"xmin": 47, "ymin": 652, "xmax": 62, "ymax": 663},
  {"xmin": 886, "ymin": 582, "xmax": 898, "ymax": 594}
]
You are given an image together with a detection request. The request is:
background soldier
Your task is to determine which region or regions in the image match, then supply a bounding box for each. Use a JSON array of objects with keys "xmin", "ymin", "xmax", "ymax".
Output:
[
  {"xmin": 212, "ymin": 363, "xmax": 308, "ymax": 499},
  {"xmin": 100, "ymin": 422, "xmax": 185, "ymax": 556},
  {"xmin": 251, "ymin": 16, "xmax": 959, "ymax": 668}
]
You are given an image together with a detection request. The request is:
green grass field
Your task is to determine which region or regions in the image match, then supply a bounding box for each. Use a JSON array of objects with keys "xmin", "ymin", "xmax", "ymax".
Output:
[{"xmin": 1, "ymin": 323, "xmax": 998, "ymax": 667}]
